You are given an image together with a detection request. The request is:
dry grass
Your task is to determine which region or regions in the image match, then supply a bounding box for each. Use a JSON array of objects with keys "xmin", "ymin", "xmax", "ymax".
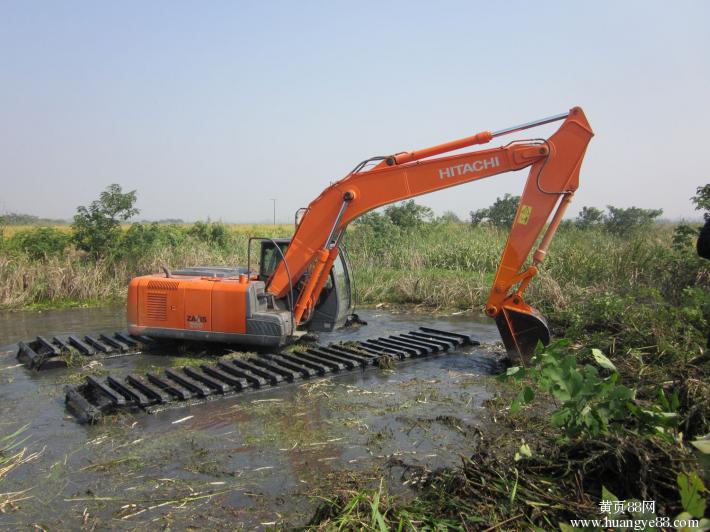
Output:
[
  {"xmin": 1, "ymin": 222, "xmax": 707, "ymax": 317},
  {"xmin": 0, "ymin": 426, "xmax": 43, "ymax": 513}
]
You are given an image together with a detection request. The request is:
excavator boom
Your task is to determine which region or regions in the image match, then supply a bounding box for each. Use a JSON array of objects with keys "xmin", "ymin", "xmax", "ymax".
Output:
[{"xmin": 269, "ymin": 107, "xmax": 594, "ymax": 362}]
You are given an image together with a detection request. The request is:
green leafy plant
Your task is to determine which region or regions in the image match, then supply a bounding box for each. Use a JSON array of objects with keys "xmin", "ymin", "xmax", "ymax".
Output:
[
  {"xmin": 677, "ymin": 472, "xmax": 706, "ymax": 519},
  {"xmin": 675, "ymin": 472, "xmax": 709, "ymax": 530},
  {"xmin": 187, "ymin": 220, "xmax": 230, "ymax": 247},
  {"xmin": 673, "ymin": 223, "xmax": 699, "ymax": 250},
  {"xmin": 501, "ymin": 341, "xmax": 678, "ymax": 439},
  {"xmin": 691, "ymin": 184, "xmax": 710, "ymax": 221},
  {"xmin": 7, "ymin": 227, "xmax": 70, "ymax": 259}
]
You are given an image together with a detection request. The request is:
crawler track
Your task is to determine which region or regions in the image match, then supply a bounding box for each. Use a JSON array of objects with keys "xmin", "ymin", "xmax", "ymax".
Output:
[
  {"xmin": 16, "ymin": 331, "xmax": 158, "ymax": 370},
  {"xmin": 64, "ymin": 327, "xmax": 479, "ymax": 424}
]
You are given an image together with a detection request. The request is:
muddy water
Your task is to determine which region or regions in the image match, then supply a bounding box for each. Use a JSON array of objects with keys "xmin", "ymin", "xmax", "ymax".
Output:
[{"xmin": 0, "ymin": 307, "xmax": 503, "ymax": 529}]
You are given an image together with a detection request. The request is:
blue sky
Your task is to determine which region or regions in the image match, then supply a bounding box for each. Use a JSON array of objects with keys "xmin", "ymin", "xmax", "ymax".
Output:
[{"xmin": 1, "ymin": 1, "xmax": 709, "ymax": 222}]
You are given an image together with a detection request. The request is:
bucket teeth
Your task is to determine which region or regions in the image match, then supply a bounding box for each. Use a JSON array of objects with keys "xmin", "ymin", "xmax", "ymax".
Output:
[{"xmin": 62, "ymin": 328, "xmax": 482, "ymax": 423}]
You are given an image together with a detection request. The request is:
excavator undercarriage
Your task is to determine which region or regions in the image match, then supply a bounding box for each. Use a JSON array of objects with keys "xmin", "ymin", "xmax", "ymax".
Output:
[{"xmin": 63, "ymin": 327, "xmax": 480, "ymax": 424}]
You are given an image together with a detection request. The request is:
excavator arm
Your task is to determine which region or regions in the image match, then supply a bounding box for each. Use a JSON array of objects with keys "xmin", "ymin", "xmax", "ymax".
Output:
[{"xmin": 268, "ymin": 107, "xmax": 594, "ymax": 363}]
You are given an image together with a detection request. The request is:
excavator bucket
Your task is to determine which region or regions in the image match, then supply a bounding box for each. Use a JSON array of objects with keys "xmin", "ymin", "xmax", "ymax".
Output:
[{"xmin": 495, "ymin": 306, "xmax": 550, "ymax": 366}]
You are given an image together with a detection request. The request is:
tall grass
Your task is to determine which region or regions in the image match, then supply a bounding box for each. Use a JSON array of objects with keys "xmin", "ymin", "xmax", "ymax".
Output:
[
  {"xmin": 0, "ymin": 224, "xmax": 292, "ymax": 308},
  {"xmin": 2, "ymin": 222, "xmax": 708, "ymax": 322}
]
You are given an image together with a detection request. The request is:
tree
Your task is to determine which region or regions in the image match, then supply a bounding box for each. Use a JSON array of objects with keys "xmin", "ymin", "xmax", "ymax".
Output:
[
  {"xmin": 437, "ymin": 210, "xmax": 462, "ymax": 224},
  {"xmin": 384, "ymin": 200, "xmax": 433, "ymax": 228},
  {"xmin": 72, "ymin": 184, "xmax": 139, "ymax": 258},
  {"xmin": 470, "ymin": 194, "xmax": 520, "ymax": 228},
  {"xmin": 691, "ymin": 184, "xmax": 710, "ymax": 221},
  {"xmin": 603, "ymin": 205, "xmax": 663, "ymax": 236},
  {"xmin": 575, "ymin": 206, "xmax": 606, "ymax": 229},
  {"xmin": 355, "ymin": 211, "xmax": 393, "ymax": 231},
  {"xmin": 672, "ymin": 183, "xmax": 710, "ymax": 249}
]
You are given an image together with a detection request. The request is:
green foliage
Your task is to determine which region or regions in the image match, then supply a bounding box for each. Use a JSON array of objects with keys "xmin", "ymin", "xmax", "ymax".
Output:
[
  {"xmin": 0, "ymin": 212, "xmax": 67, "ymax": 225},
  {"xmin": 603, "ymin": 205, "xmax": 663, "ymax": 236},
  {"xmin": 118, "ymin": 222, "xmax": 187, "ymax": 257},
  {"xmin": 553, "ymin": 286, "xmax": 709, "ymax": 361},
  {"xmin": 673, "ymin": 223, "xmax": 699, "ymax": 250},
  {"xmin": 7, "ymin": 227, "xmax": 70, "ymax": 259},
  {"xmin": 501, "ymin": 341, "xmax": 678, "ymax": 439},
  {"xmin": 383, "ymin": 200, "xmax": 433, "ymax": 228},
  {"xmin": 470, "ymin": 193, "xmax": 520, "ymax": 228},
  {"xmin": 575, "ymin": 206, "xmax": 605, "ymax": 229},
  {"xmin": 691, "ymin": 184, "xmax": 710, "ymax": 221},
  {"xmin": 309, "ymin": 479, "xmax": 392, "ymax": 530},
  {"xmin": 187, "ymin": 220, "xmax": 230, "ymax": 247},
  {"xmin": 355, "ymin": 211, "xmax": 393, "ymax": 232},
  {"xmin": 436, "ymin": 210, "xmax": 462, "ymax": 224},
  {"xmin": 72, "ymin": 184, "xmax": 139, "ymax": 258},
  {"xmin": 677, "ymin": 472, "xmax": 707, "ymax": 519}
]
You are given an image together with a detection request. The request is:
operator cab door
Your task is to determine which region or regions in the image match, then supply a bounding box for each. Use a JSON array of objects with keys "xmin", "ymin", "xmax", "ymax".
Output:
[
  {"xmin": 310, "ymin": 247, "xmax": 353, "ymax": 331},
  {"xmin": 258, "ymin": 239, "xmax": 353, "ymax": 331}
]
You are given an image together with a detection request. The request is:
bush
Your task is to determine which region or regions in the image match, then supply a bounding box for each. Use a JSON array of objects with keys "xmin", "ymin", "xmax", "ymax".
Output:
[
  {"xmin": 552, "ymin": 287, "xmax": 709, "ymax": 361},
  {"xmin": 603, "ymin": 205, "xmax": 663, "ymax": 236},
  {"xmin": 574, "ymin": 206, "xmax": 605, "ymax": 229},
  {"xmin": 118, "ymin": 222, "xmax": 187, "ymax": 257},
  {"xmin": 672, "ymin": 223, "xmax": 699, "ymax": 250},
  {"xmin": 436, "ymin": 210, "xmax": 462, "ymax": 224},
  {"xmin": 501, "ymin": 340, "xmax": 678, "ymax": 440},
  {"xmin": 7, "ymin": 227, "xmax": 70, "ymax": 260},
  {"xmin": 187, "ymin": 221, "xmax": 230, "ymax": 247}
]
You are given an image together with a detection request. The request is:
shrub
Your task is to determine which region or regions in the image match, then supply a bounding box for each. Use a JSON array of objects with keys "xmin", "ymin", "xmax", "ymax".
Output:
[
  {"xmin": 187, "ymin": 221, "xmax": 230, "ymax": 247},
  {"xmin": 672, "ymin": 223, "xmax": 699, "ymax": 250},
  {"xmin": 603, "ymin": 205, "xmax": 663, "ymax": 236},
  {"xmin": 7, "ymin": 227, "xmax": 70, "ymax": 260},
  {"xmin": 501, "ymin": 341, "xmax": 678, "ymax": 440},
  {"xmin": 574, "ymin": 206, "xmax": 605, "ymax": 229},
  {"xmin": 436, "ymin": 210, "xmax": 462, "ymax": 224},
  {"xmin": 118, "ymin": 222, "xmax": 187, "ymax": 257}
]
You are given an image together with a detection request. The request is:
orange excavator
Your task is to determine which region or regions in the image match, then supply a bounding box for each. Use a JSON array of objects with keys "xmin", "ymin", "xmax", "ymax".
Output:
[{"xmin": 127, "ymin": 107, "xmax": 593, "ymax": 363}]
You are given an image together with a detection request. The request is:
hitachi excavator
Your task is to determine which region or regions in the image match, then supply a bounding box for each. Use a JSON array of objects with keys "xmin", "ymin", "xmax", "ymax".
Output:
[{"xmin": 127, "ymin": 107, "xmax": 593, "ymax": 363}]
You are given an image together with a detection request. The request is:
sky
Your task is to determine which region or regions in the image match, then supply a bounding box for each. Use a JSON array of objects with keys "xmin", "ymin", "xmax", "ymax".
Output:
[{"xmin": 1, "ymin": 1, "xmax": 709, "ymax": 223}]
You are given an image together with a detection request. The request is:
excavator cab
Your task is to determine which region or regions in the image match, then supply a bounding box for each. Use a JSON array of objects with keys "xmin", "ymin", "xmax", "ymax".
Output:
[
  {"xmin": 257, "ymin": 239, "xmax": 353, "ymax": 332},
  {"xmin": 258, "ymin": 238, "xmax": 291, "ymax": 282}
]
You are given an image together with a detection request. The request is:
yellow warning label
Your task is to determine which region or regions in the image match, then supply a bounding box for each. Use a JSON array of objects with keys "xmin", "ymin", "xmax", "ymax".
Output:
[{"xmin": 518, "ymin": 205, "xmax": 532, "ymax": 225}]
